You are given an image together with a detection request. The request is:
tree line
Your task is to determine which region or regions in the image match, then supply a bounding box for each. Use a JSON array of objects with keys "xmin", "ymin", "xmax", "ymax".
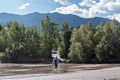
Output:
[{"xmin": 0, "ymin": 16, "xmax": 120, "ymax": 63}]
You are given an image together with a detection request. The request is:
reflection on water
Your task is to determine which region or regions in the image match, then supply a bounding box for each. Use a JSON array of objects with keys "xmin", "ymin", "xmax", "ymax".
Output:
[{"xmin": 0, "ymin": 63, "xmax": 120, "ymax": 76}]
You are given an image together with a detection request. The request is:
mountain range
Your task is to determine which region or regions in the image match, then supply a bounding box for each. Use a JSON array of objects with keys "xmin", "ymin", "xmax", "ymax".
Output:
[{"xmin": 0, "ymin": 12, "xmax": 111, "ymax": 29}]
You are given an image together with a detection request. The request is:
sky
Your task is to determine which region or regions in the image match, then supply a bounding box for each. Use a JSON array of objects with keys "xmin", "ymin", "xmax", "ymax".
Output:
[{"xmin": 0, "ymin": 0, "xmax": 120, "ymax": 21}]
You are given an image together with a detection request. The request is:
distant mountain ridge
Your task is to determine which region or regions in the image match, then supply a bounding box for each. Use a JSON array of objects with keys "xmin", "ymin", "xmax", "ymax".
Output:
[{"xmin": 0, "ymin": 12, "xmax": 111, "ymax": 29}]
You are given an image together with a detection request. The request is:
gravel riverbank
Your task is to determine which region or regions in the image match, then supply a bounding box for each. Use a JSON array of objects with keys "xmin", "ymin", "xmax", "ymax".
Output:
[{"xmin": 0, "ymin": 64, "xmax": 120, "ymax": 80}]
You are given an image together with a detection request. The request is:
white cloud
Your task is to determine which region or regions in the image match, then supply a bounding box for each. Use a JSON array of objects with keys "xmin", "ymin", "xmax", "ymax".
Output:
[
  {"xmin": 79, "ymin": 0, "xmax": 97, "ymax": 7},
  {"xmin": 18, "ymin": 2, "xmax": 30, "ymax": 10},
  {"xmin": 51, "ymin": 4, "xmax": 79, "ymax": 14},
  {"xmin": 54, "ymin": 0, "xmax": 71, "ymax": 5},
  {"xmin": 52, "ymin": 0, "xmax": 120, "ymax": 22},
  {"xmin": 100, "ymin": 0, "xmax": 116, "ymax": 4},
  {"xmin": 51, "ymin": 4, "xmax": 89, "ymax": 17},
  {"xmin": 105, "ymin": 2, "xmax": 120, "ymax": 13}
]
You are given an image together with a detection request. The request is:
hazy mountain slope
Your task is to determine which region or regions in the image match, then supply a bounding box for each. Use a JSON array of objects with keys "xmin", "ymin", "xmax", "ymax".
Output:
[{"xmin": 0, "ymin": 12, "xmax": 111, "ymax": 29}]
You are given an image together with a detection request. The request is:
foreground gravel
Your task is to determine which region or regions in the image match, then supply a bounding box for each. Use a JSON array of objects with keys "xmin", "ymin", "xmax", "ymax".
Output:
[{"xmin": 0, "ymin": 66, "xmax": 120, "ymax": 80}]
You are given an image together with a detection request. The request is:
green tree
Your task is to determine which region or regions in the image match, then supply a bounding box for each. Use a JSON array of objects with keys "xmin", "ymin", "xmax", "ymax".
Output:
[
  {"xmin": 24, "ymin": 26, "xmax": 40, "ymax": 57},
  {"xmin": 0, "ymin": 24, "xmax": 8, "ymax": 52},
  {"xmin": 6, "ymin": 22, "xmax": 41, "ymax": 62},
  {"xmin": 94, "ymin": 20, "xmax": 120, "ymax": 62},
  {"xmin": 58, "ymin": 21, "xmax": 71, "ymax": 58},
  {"xmin": 6, "ymin": 22, "xmax": 26, "ymax": 61},
  {"xmin": 69, "ymin": 42, "xmax": 86, "ymax": 63},
  {"xmin": 69, "ymin": 22, "xmax": 94, "ymax": 63},
  {"xmin": 40, "ymin": 16, "xmax": 59, "ymax": 58}
]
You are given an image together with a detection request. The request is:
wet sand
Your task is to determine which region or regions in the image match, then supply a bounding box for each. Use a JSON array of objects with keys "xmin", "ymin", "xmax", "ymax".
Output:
[{"xmin": 0, "ymin": 64, "xmax": 120, "ymax": 80}]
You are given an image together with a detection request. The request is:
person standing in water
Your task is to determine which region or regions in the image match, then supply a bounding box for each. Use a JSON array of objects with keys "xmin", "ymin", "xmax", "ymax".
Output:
[{"xmin": 53, "ymin": 56, "xmax": 59, "ymax": 71}]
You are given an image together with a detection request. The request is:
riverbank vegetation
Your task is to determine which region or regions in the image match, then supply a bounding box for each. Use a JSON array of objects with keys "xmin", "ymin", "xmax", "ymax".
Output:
[{"xmin": 0, "ymin": 16, "xmax": 120, "ymax": 63}]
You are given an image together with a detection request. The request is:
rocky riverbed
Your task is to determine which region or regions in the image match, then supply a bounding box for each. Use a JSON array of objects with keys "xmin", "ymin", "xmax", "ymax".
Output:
[{"xmin": 0, "ymin": 63, "xmax": 120, "ymax": 80}]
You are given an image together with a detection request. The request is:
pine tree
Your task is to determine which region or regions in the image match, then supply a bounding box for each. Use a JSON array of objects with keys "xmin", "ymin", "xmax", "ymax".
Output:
[
  {"xmin": 58, "ymin": 21, "xmax": 71, "ymax": 58},
  {"xmin": 40, "ymin": 16, "xmax": 59, "ymax": 58},
  {"xmin": 94, "ymin": 20, "xmax": 120, "ymax": 62}
]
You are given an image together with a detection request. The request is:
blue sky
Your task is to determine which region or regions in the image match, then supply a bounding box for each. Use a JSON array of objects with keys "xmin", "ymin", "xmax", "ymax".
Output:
[{"xmin": 0, "ymin": 0, "xmax": 120, "ymax": 21}]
